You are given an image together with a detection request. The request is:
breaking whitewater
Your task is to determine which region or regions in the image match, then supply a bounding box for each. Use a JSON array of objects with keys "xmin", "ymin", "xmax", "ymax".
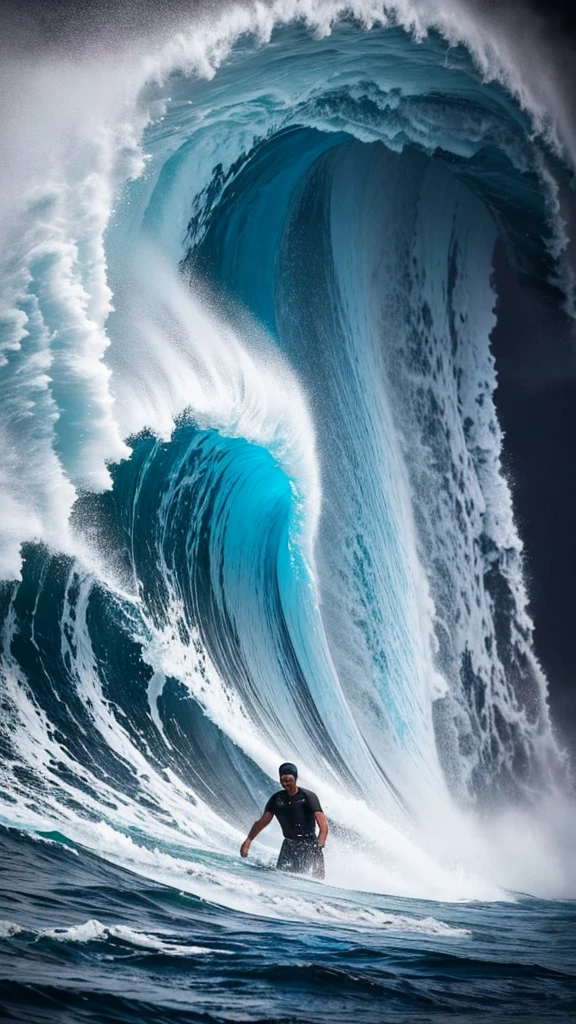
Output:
[{"xmin": 0, "ymin": 2, "xmax": 575, "ymax": 1021}]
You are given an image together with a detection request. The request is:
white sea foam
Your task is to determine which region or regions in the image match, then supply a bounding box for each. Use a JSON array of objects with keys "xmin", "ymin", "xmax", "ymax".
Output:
[
  {"xmin": 0, "ymin": 909, "xmax": 467, "ymax": 948},
  {"xmin": 109, "ymin": 244, "xmax": 321, "ymax": 549},
  {"xmin": 0, "ymin": 917, "xmax": 216, "ymax": 955},
  {"xmin": 45, "ymin": 920, "xmax": 215, "ymax": 955},
  {"xmin": 0, "ymin": 921, "xmax": 24, "ymax": 938}
]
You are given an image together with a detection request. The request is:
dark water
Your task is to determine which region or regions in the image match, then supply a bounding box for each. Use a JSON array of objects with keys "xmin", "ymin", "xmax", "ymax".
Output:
[{"xmin": 1, "ymin": 827, "xmax": 574, "ymax": 1024}]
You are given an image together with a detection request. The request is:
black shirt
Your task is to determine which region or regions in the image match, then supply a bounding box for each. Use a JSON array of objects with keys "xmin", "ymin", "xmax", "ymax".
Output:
[{"xmin": 264, "ymin": 787, "xmax": 322, "ymax": 840}]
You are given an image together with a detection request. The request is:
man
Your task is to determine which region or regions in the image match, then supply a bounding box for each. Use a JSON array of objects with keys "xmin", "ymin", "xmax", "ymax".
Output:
[{"xmin": 240, "ymin": 762, "xmax": 328, "ymax": 879}]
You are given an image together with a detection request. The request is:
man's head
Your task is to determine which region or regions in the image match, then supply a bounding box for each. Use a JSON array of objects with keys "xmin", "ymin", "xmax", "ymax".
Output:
[{"xmin": 279, "ymin": 762, "xmax": 298, "ymax": 790}]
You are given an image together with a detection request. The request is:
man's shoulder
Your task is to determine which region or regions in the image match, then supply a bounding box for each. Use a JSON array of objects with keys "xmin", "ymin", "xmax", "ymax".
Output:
[
  {"xmin": 267, "ymin": 789, "xmax": 285, "ymax": 805},
  {"xmin": 298, "ymin": 787, "xmax": 322, "ymax": 811},
  {"xmin": 299, "ymin": 787, "xmax": 319, "ymax": 801}
]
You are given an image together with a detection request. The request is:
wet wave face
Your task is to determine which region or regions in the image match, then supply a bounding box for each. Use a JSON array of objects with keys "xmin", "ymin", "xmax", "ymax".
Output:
[{"xmin": 1, "ymin": 2, "xmax": 576, "ymax": 1021}]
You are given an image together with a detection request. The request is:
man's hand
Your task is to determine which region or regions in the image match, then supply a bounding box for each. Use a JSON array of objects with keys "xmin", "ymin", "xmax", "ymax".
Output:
[{"xmin": 240, "ymin": 812, "xmax": 273, "ymax": 860}]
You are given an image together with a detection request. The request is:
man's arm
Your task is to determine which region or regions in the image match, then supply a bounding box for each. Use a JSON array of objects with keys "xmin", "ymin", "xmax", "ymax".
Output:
[
  {"xmin": 315, "ymin": 811, "xmax": 328, "ymax": 849},
  {"xmin": 240, "ymin": 811, "xmax": 274, "ymax": 858}
]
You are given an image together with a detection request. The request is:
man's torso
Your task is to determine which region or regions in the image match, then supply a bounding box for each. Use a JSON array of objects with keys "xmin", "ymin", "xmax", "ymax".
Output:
[{"xmin": 265, "ymin": 787, "xmax": 321, "ymax": 840}]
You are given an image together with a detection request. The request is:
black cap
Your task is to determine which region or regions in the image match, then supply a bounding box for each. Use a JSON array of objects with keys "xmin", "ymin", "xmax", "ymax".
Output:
[{"xmin": 279, "ymin": 762, "xmax": 298, "ymax": 778}]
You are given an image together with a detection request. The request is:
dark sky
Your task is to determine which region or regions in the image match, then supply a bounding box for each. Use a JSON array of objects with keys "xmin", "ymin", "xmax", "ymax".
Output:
[
  {"xmin": 2, "ymin": 0, "xmax": 576, "ymax": 751},
  {"xmin": 2, "ymin": 0, "xmax": 576, "ymax": 50}
]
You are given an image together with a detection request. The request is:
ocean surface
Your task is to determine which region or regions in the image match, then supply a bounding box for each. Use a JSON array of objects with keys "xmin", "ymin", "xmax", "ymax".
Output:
[
  {"xmin": 1, "ymin": 826, "xmax": 575, "ymax": 1023},
  {"xmin": 1, "ymin": 2, "xmax": 576, "ymax": 1021}
]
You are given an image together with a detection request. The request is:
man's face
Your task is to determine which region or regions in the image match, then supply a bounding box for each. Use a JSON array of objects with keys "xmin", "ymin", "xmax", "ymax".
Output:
[{"xmin": 280, "ymin": 774, "xmax": 296, "ymax": 790}]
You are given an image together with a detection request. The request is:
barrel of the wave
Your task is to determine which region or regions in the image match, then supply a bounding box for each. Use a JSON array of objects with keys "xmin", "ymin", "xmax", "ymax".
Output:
[{"xmin": 240, "ymin": 763, "xmax": 328, "ymax": 878}]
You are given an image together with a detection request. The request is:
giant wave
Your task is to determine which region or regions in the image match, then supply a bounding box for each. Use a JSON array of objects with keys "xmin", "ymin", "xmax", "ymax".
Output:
[{"xmin": 1, "ymin": 0, "xmax": 575, "ymax": 906}]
